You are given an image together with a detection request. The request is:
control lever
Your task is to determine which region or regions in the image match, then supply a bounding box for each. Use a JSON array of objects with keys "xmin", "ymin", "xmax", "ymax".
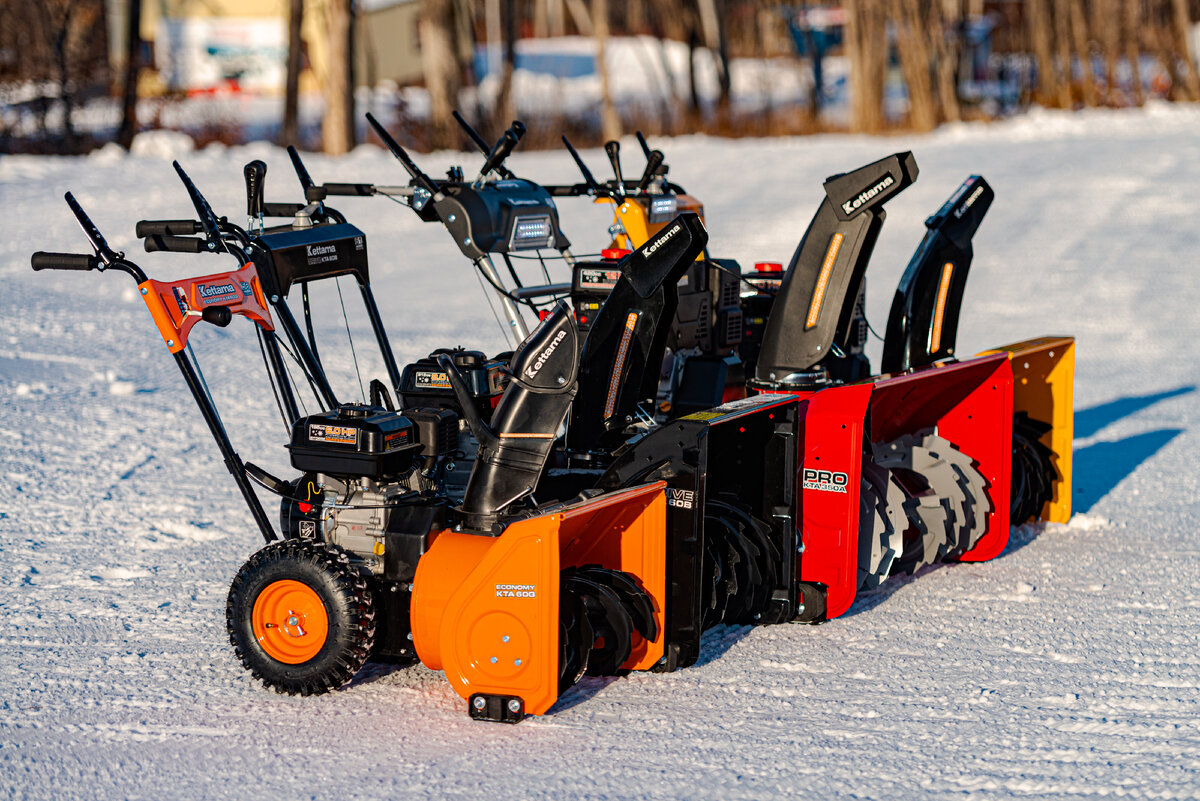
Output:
[
  {"xmin": 635, "ymin": 131, "xmax": 652, "ymax": 159},
  {"xmin": 562, "ymin": 135, "xmax": 602, "ymax": 194},
  {"xmin": 452, "ymin": 110, "xmax": 518, "ymax": 180},
  {"xmin": 476, "ymin": 121, "xmax": 526, "ymax": 184},
  {"xmin": 172, "ymin": 161, "xmax": 229, "ymax": 255},
  {"xmin": 366, "ymin": 112, "xmax": 439, "ymax": 196},
  {"xmin": 285, "ymin": 146, "xmax": 327, "ymax": 203},
  {"xmin": 604, "ymin": 140, "xmax": 625, "ymax": 196},
  {"xmin": 244, "ymin": 160, "xmax": 266, "ymax": 231},
  {"xmin": 636, "ymin": 150, "xmax": 665, "ymax": 192}
]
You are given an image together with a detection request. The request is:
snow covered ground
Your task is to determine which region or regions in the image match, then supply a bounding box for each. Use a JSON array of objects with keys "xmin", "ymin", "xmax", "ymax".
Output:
[{"xmin": 3, "ymin": 104, "xmax": 1200, "ymax": 799}]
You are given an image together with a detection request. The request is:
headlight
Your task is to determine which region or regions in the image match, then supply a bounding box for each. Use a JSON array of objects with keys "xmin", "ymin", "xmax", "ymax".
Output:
[
  {"xmin": 648, "ymin": 196, "xmax": 678, "ymax": 223},
  {"xmin": 508, "ymin": 214, "xmax": 555, "ymax": 250}
]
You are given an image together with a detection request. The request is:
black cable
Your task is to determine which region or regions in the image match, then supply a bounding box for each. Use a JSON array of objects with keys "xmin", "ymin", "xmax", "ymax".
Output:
[
  {"xmin": 272, "ymin": 332, "xmax": 318, "ymax": 415},
  {"xmin": 502, "ymin": 253, "xmax": 525, "ymax": 290},
  {"xmin": 302, "ymin": 281, "xmax": 321, "ymax": 368},
  {"xmin": 335, "ymin": 275, "xmax": 367, "ymax": 403},
  {"xmin": 257, "ymin": 327, "xmax": 292, "ymax": 432}
]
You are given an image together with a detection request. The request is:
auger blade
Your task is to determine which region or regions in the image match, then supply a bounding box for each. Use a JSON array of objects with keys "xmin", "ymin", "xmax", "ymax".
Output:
[
  {"xmin": 558, "ymin": 589, "xmax": 593, "ymax": 693},
  {"xmin": 922, "ymin": 435, "xmax": 991, "ymax": 552},
  {"xmin": 859, "ymin": 463, "xmax": 906, "ymax": 590},
  {"xmin": 709, "ymin": 498, "xmax": 778, "ymax": 624},
  {"xmin": 894, "ymin": 492, "xmax": 953, "ymax": 575},
  {"xmin": 573, "ymin": 566, "xmax": 658, "ymax": 643},
  {"xmin": 563, "ymin": 573, "xmax": 636, "ymax": 677},
  {"xmin": 1011, "ymin": 411, "xmax": 1057, "ymax": 524}
]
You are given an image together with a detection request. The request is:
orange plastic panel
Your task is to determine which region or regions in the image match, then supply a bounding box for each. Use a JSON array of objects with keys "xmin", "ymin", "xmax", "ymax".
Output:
[
  {"xmin": 979, "ymin": 336, "xmax": 1075, "ymax": 523},
  {"xmin": 138, "ymin": 262, "xmax": 273, "ymax": 353},
  {"xmin": 558, "ymin": 482, "xmax": 667, "ymax": 671},
  {"xmin": 417, "ymin": 517, "xmax": 563, "ymax": 716}
]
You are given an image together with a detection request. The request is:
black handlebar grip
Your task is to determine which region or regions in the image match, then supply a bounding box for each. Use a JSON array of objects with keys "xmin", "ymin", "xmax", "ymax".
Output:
[
  {"xmin": 637, "ymin": 150, "xmax": 665, "ymax": 191},
  {"xmin": 244, "ymin": 160, "xmax": 267, "ymax": 218},
  {"xmin": 323, "ymin": 183, "xmax": 376, "ymax": 196},
  {"xmin": 262, "ymin": 202, "xmax": 305, "ymax": 217},
  {"xmin": 135, "ymin": 219, "xmax": 203, "ymax": 237},
  {"xmin": 481, "ymin": 129, "xmax": 520, "ymax": 177},
  {"xmin": 510, "ymin": 120, "xmax": 527, "ymax": 141},
  {"xmin": 143, "ymin": 235, "xmax": 207, "ymax": 254},
  {"xmin": 31, "ymin": 251, "xmax": 98, "ymax": 271},
  {"xmin": 605, "ymin": 140, "xmax": 624, "ymax": 187}
]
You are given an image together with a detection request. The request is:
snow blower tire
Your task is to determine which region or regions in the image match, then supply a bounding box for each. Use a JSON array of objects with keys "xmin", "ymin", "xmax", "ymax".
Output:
[{"xmin": 227, "ymin": 539, "xmax": 375, "ymax": 696}]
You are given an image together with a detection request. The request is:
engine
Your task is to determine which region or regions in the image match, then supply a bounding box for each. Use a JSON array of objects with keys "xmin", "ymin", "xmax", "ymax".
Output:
[{"xmin": 279, "ymin": 403, "xmax": 457, "ymax": 578}]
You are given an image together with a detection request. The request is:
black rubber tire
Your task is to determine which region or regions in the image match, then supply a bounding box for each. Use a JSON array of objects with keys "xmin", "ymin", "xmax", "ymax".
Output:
[{"xmin": 227, "ymin": 539, "xmax": 375, "ymax": 696}]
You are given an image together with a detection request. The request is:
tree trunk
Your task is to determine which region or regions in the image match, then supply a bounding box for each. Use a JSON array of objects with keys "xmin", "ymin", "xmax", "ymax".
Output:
[
  {"xmin": 116, "ymin": 0, "xmax": 140, "ymax": 149},
  {"xmin": 493, "ymin": 0, "xmax": 517, "ymax": 131},
  {"xmin": 1170, "ymin": 0, "xmax": 1200, "ymax": 100},
  {"xmin": 845, "ymin": 0, "xmax": 887, "ymax": 134},
  {"xmin": 931, "ymin": 0, "xmax": 961, "ymax": 121},
  {"xmin": 1026, "ymin": 0, "xmax": 1060, "ymax": 104},
  {"xmin": 889, "ymin": 0, "xmax": 937, "ymax": 131},
  {"xmin": 1068, "ymin": 0, "xmax": 1098, "ymax": 105},
  {"xmin": 322, "ymin": 0, "xmax": 352, "ymax": 153},
  {"xmin": 1096, "ymin": 0, "xmax": 1119, "ymax": 100},
  {"xmin": 593, "ymin": 0, "xmax": 621, "ymax": 140},
  {"xmin": 283, "ymin": 0, "xmax": 304, "ymax": 145},
  {"xmin": 420, "ymin": 0, "xmax": 461, "ymax": 149},
  {"xmin": 1125, "ymin": 0, "xmax": 1144, "ymax": 104},
  {"xmin": 1052, "ymin": 0, "xmax": 1075, "ymax": 106}
]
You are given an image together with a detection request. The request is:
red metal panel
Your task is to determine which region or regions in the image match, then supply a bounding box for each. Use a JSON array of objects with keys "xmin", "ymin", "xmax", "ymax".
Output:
[
  {"xmin": 794, "ymin": 383, "xmax": 874, "ymax": 620},
  {"xmin": 867, "ymin": 354, "xmax": 1013, "ymax": 562}
]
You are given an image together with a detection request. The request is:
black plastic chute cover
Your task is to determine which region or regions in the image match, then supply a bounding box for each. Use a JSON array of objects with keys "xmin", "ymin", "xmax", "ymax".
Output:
[
  {"xmin": 754, "ymin": 154, "xmax": 917, "ymax": 382},
  {"xmin": 459, "ymin": 302, "xmax": 580, "ymax": 523},
  {"xmin": 880, "ymin": 175, "xmax": 994, "ymax": 373}
]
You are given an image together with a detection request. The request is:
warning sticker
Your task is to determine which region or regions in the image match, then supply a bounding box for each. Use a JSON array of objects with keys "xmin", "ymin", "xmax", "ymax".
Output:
[{"xmin": 384, "ymin": 430, "xmax": 411, "ymax": 451}]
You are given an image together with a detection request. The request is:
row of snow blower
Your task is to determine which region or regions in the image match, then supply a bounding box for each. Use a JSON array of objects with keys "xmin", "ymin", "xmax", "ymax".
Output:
[{"xmin": 31, "ymin": 114, "xmax": 1074, "ymax": 722}]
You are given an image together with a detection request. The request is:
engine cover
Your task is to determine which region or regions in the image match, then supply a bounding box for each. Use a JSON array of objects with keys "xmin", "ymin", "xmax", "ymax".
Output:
[{"xmin": 288, "ymin": 404, "xmax": 420, "ymax": 479}]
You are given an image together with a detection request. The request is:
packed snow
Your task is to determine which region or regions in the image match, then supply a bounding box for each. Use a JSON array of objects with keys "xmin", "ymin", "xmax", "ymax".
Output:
[{"xmin": 3, "ymin": 104, "xmax": 1200, "ymax": 800}]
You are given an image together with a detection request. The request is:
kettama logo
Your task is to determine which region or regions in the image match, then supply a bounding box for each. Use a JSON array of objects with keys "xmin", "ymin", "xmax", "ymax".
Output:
[
  {"xmin": 198, "ymin": 282, "xmax": 238, "ymax": 302},
  {"xmin": 954, "ymin": 185, "xmax": 986, "ymax": 219},
  {"xmin": 524, "ymin": 329, "xmax": 568, "ymax": 379},
  {"xmin": 307, "ymin": 243, "xmax": 337, "ymax": 257},
  {"xmin": 642, "ymin": 223, "xmax": 681, "ymax": 258},
  {"xmin": 841, "ymin": 174, "xmax": 895, "ymax": 216},
  {"xmin": 803, "ymin": 468, "xmax": 849, "ymax": 493}
]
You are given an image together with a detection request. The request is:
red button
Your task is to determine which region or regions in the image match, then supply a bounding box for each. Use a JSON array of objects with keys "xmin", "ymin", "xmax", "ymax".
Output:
[
  {"xmin": 755, "ymin": 262, "xmax": 783, "ymax": 273},
  {"xmin": 602, "ymin": 248, "xmax": 631, "ymax": 260}
]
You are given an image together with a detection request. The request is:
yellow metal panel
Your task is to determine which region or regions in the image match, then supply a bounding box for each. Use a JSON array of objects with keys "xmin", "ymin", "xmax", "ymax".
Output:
[{"xmin": 979, "ymin": 336, "xmax": 1075, "ymax": 523}]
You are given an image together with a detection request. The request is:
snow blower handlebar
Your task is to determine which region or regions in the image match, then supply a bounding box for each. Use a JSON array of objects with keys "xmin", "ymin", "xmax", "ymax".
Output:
[{"xmin": 32, "ymin": 193, "xmax": 281, "ymax": 545}]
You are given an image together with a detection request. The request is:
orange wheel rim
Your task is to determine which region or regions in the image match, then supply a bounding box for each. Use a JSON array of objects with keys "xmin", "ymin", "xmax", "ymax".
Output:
[{"xmin": 252, "ymin": 579, "xmax": 329, "ymax": 664}]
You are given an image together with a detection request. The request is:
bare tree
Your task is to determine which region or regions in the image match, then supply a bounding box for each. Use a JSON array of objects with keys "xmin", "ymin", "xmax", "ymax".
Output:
[
  {"xmin": 1169, "ymin": 0, "xmax": 1200, "ymax": 99},
  {"xmin": 1125, "ymin": 0, "xmax": 1144, "ymax": 104},
  {"xmin": 116, "ymin": 0, "xmax": 141, "ymax": 149},
  {"xmin": 930, "ymin": 0, "xmax": 961, "ymax": 122},
  {"xmin": 1068, "ymin": 0, "xmax": 1098, "ymax": 105},
  {"xmin": 1052, "ymin": 0, "xmax": 1075, "ymax": 106},
  {"xmin": 282, "ymin": 0, "xmax": 304, "ymax": 145},
  {"xmin": 594, "ymin": 0, "xmax": 621, "ymax": 140},
  {"xmin": 493, "ymin": 0, "xmax": 518, "ymax": 133},
  {"xmin": 888, "ymin": 0, "xmax": 937, "ymax": 131},
  {"xmin": 844, "ymin": 0, "xmax": 887, "ymax": 133},
  {"xmin": 420, "ymin": 0, "xmax": 462, "ymax": 149},
  {"xmin": 323, "ymin": 0, "xmax": 353, "ymax": 154},
  {"xmin": 1027, "ymin": 0, "xmax": 1061, "ymax": 104}
]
